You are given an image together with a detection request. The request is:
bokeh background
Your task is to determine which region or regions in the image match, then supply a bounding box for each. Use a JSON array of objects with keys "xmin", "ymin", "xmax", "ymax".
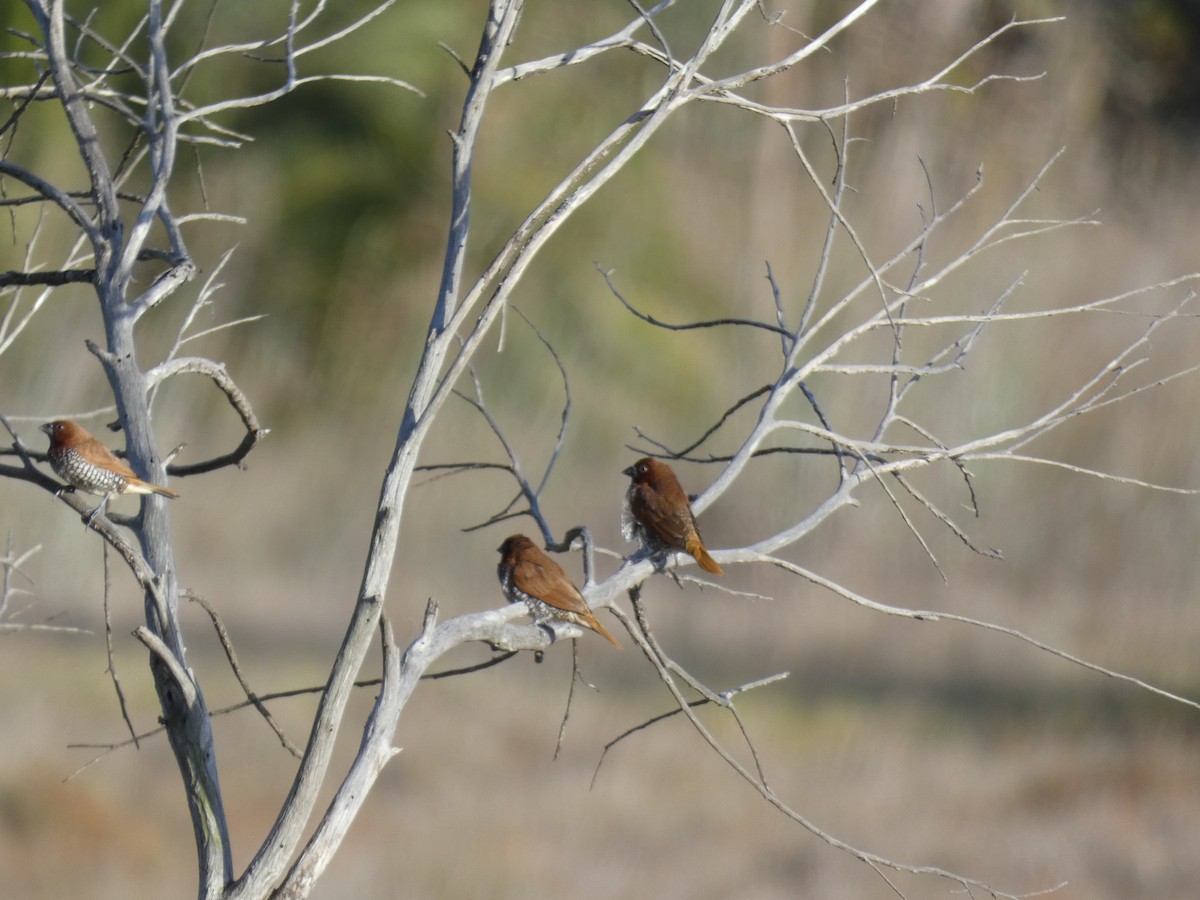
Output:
[{"xmin": 2, "ymin": 1, "xmax": 1200, "ymax": 897}]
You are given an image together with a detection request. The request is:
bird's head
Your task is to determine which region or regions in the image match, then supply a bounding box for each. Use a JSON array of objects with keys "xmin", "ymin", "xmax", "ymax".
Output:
[
  {"xmin": 497, "ymin": 534, "xmax": 535, "ymax": 560},
  {"xmin": 40, "ymin": 419, "xmax": 81, "ymax": 447},
  {"xmin": 623, "ymin": 457, "xmax": 662, "ymax": 485}
]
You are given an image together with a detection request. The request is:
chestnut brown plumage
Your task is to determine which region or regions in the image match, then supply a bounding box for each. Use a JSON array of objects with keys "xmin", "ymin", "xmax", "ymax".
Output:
[
  {"xmin": 41, "ymin": 420, "xmax": 177, "ymax": 521},
  {"xmin": 497, "ymin": 534, "xmax": 621, "ymax": 648},
  {"xmin": 622, "ymin": 457, "xmax": 723, "ymax": 575}
]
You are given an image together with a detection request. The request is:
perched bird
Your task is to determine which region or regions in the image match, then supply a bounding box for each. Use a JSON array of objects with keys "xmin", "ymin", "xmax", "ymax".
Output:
[
  {"xmin": 497, "ymin": 534, "xmax": 621, "ymax": 648},
  {"xmin": 622, "ymin": 457, "xmax": 723, "ymax": 575},
  {"xmin": 41, "ymin": 419, "xmax": 177, "ymax": 523}
]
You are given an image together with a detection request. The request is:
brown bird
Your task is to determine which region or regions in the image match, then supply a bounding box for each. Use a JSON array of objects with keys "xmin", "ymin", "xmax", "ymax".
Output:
[
  {"xmin": 497, "ymin": 534, "xmax": 621, "ymax": 648},
  {"xmin": 622, "ymin": 457, "xmax": 723, "ymax": 575},
  {"xmin": 41, "ymin": 419, "xmax": 177, "ymax": 523}
]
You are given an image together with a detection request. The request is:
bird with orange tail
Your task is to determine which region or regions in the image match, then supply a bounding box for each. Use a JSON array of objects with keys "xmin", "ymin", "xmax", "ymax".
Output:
[
  {"xmin": 41, "ymin": 419, "xmax": 177, "ymax": 524},
  {"xmin": 497, "ymin": 534, "xmax": 621, "ymax": 648},
  {"xmin": 622, "ymin": 457, "xmax": 723, "ymax": 575}
]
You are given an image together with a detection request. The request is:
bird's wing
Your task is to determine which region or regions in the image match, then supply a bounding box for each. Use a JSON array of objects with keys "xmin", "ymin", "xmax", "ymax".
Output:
[
  {"xmin": 514, "ymin": 558, "xmax": 588, "ymax": 614},
  {"xmin": 633, "ymin": 483, "xmax": 696, "ymax": 546},
  {"xmin": 83, "ymin": 435, "xmax": 140, "ymax": 480}
]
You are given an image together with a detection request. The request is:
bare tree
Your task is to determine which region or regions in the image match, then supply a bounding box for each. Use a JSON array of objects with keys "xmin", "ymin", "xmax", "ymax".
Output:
[{"xmin": 2, "ymin": 2, "xmax": 1197, "ymax": 898}]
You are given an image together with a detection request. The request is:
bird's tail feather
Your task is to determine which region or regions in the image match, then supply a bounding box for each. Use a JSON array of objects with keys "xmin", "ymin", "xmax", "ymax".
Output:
[
  {"xmin": 589, "ymin": 616, "xmax": 622, "ymax": 649},
  {"xmin": 688, "ymin": 539, "xmax": 724, "ymax": 576},
  {"xmin": 126, "ymin": 481, "xmax": 179, "ymax": 499}
]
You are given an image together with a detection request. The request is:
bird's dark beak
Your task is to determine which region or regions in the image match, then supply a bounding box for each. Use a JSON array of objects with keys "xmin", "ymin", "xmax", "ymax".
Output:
[
  {"xmin": 621, "ymin": 465, "xmax": 635, "ymax": 478},
  {"xmin": 39, "ymin": 423, "xmax": 52, "ymax": 437}
]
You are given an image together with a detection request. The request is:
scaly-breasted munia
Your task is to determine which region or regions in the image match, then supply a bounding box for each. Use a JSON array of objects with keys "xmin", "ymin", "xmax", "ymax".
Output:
[
  {"xmin": 497, "ymin": 534, "xmax": 621, "ymax": 648},
  {"xmin": 41, "ymin": 419, "xmax": 177, "ymax": 521},
  {"xmin": 622, "ymin": 457, "xmax": 723, "ymax": 575}
]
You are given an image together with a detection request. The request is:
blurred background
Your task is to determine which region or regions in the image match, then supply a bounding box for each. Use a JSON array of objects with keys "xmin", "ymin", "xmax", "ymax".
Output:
[{"xmin": 2, "ymin": 1, "xmax": 1200, "ymax": 897}]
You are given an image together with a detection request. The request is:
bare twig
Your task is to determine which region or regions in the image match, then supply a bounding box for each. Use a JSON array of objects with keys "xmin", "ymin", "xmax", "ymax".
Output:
[
  {"xmin": 102, "ymin": 545, "xmax": 139, "ymax": 749},
  {"xmin": 185, "ymin": 590, "xmax": 302, "ymax": 758}
]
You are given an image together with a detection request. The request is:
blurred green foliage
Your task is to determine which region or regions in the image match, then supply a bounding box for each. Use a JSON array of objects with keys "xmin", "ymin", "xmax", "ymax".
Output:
[
  {"xmin": 4, "ymin": 0, "xmax": 1200, "ymax": 423},
  {"xmin": 3, "ymin": 0, "xmax": 1200, "ymax": 555}
]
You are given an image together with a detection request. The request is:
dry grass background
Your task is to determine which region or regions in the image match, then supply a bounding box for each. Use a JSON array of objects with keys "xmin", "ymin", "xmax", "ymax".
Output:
[{"xmin": 2, "ymin": 2, "xmax": 1200, "ymax": 898}]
